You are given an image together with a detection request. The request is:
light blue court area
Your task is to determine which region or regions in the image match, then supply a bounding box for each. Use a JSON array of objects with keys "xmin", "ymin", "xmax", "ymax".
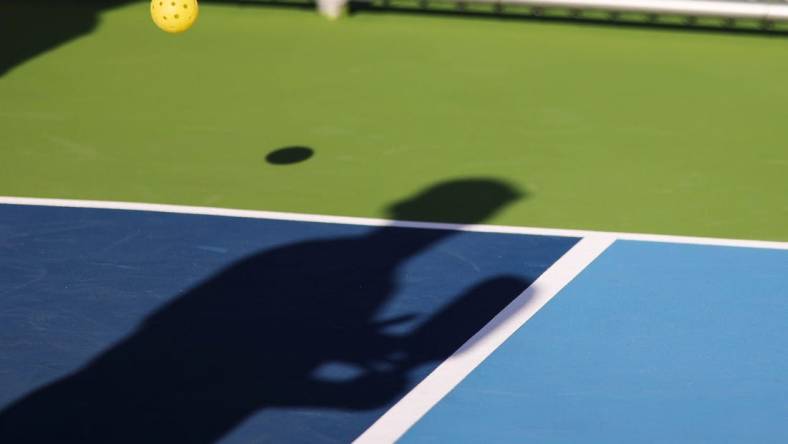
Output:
[
  {"xmin": 0, "ymin": 203, "xmax": 577, "ymax": 443},
  {"xmin": 402, "ymin": 241, "xmax": 788, "ymax": 443}
]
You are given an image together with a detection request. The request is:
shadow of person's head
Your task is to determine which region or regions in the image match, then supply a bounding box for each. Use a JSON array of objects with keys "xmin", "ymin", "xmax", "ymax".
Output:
[{"xmin": 387, "ymin": 178, "xmax": 523, "ymax": 225}]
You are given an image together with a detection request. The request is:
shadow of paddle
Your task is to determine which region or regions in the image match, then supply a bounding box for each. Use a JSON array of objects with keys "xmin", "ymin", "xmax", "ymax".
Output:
[{"xmin": 0, "ymin": 178, "xmax": 532, "ymax": 443}]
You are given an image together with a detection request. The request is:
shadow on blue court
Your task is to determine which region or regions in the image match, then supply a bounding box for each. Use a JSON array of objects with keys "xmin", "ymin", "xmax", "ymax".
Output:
[{"xmin": 0, "ymin": 180, "xmax": 577, "ymax": 443}]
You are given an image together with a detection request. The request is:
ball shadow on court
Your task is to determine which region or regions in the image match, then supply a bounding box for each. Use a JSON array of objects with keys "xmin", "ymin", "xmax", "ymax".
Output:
[{"xmin": 265, "ymin": 146, "xmax": 314, "ymax": 165}]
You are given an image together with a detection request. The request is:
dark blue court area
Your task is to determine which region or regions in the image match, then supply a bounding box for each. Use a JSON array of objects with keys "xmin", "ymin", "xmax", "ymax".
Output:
[{"xmin": 0, "ymin": 204, "xmax": 577, "ymax": 443}]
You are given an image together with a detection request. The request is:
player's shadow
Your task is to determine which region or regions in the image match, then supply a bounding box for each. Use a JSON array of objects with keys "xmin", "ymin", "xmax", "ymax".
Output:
[{"xmin": 0, "ymin": 178, "xmax": 530, "ymax": 443}]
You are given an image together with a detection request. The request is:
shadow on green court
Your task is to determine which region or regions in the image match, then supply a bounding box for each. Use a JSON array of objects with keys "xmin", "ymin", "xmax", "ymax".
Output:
[
  {"xmin": 1, "ymin": 1, "xmax": 126, "ymax": 77},
  {"xmin": 266, "ymin": 146, "xmax": 315, "ymax": 165},
  {"xmin": 0, "ymin": 0, "xmax": 312, "ymax": 77},
  {"xmin": 387, "ymin": 178, "xmax": 525, "ymax": 224}
]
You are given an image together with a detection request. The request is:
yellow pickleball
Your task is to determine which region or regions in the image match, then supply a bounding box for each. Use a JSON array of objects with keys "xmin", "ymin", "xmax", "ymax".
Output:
[{"xmin": 151, "ymin": 0, "xmax": 199, "ymax": 34}]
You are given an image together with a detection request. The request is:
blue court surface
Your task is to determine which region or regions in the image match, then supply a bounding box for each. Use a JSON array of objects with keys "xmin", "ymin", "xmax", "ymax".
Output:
[
  {"xmin": 402, "ymin": 241, "xmax": 788, "ymax": 443},
  {"xmin": 0, "ymin": 202, "xmax": 786, "ymax": 443}
]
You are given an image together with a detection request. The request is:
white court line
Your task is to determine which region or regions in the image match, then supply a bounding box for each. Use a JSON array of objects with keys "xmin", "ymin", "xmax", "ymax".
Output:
[
  {"xmin": 353, "ymin": 235, "xmax": 615, "ymax": 443},
  {"xmin": 0, "ymin": 196, "xmax": 786, "ymax": 250}
]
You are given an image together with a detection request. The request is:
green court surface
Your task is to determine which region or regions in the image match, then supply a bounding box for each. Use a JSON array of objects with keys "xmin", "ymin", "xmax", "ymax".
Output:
[{"xmin": 1, "ymin": 1, "xmax": 787, "ymax": 241}]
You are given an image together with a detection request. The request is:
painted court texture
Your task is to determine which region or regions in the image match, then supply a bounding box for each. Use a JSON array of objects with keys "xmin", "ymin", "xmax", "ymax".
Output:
[{"xmin": 0, "ymin": 201, "xmax": 785, "ymax": 442}]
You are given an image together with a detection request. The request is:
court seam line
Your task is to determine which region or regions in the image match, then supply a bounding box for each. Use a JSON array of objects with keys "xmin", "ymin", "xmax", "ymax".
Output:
[
  {"xmin": 353, "ymin": 235, "xmax": 615, "ymax": 443},
  {"xmin": 0, "ymin": 196, "xmax": 786, "ymax": 250}
]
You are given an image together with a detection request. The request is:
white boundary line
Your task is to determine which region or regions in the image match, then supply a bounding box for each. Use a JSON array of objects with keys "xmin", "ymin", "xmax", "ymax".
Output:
[
  {"xmin": 353, "ymin": 235, "xmax": 615, "ymax": 443},
  {"xmin": 0, "ymin": 196, "xmax": 785, "ymax": 250}
]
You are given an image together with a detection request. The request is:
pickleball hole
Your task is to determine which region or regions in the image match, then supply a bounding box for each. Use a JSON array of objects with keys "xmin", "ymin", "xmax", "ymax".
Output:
[
  {"xmin": 175, "ymin": 14, "xmax": 180, "ymax": 18},
  {"xmin": 266, "ymin": 146, "xmax": 314, "ymax": 165}
]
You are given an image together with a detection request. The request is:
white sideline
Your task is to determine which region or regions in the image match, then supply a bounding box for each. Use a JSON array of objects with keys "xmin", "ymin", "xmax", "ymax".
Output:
[
  {"xmin": 353, "ymin": 235, "xmax": 614, "ymax": 443},
  {"xmin": 0, "ymin": 196, "xmax": 785, "ymax": 250}
]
